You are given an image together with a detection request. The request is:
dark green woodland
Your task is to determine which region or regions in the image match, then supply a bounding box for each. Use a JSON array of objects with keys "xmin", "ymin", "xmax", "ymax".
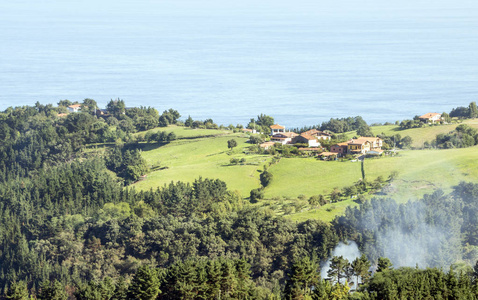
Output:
[{"xmin": 1, "ymin": 101, "xmax": 478, "ymax": 299}]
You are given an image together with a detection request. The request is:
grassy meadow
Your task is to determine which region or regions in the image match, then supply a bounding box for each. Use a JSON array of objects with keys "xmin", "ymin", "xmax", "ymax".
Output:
[
  {"xmin": 134, "ymin": 125, "xmax": 478, "ymax": 223},
  {"xmin": 265, "ymin": 146, "xmax": 478, "ymax": 222},
  {"xmin": 347, "ymin": 119, "xmax": 478, "ymax": 148},
  {"xmin": 132, "ymin": 129, "xmax": 270, "ymax": 196}
]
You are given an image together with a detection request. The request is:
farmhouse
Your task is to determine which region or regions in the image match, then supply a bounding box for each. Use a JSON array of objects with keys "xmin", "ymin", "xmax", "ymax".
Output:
[
  {"xmin": 293, "ymin": 133, "xmax": 321, "ymax": 148},
  {"xmin": 271, "ymin": 132, "xmax": 298, "ymax": 145},
  {"xmin": 330, "ymin": 142, "xmax": 349, "ymax": 156},
  {"xmin": 242, "ymin": 128, "xmax": 257, "ymax": 134},
  {"xmin": 68, "ymin": 104, "xmax": 82, "ymax": 113},
  {"xmin": 302, "ymin": 129, "xmax": 332, "ymax": 140},
  {"xmin": 259, "ymin": 141, "xmax": 275, "ymax": 150},
  {"xmin": 318, "ymin": 152, "xmax": 337, "ymax": 160},
  {"xmin": 330, "ymin": 137, "xmax": 383, "ymax": 156},
  {"xmin": 270, "ymin": 124, "xmax": 286, "ymax": 135},
  {"xmin": 419, "ymin": 112, "xmax": 442, "ymax": 123}
]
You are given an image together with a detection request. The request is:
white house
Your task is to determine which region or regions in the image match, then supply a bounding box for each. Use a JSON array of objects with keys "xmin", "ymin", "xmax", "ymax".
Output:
[
  {"xmin": 293, "ymin": 133, "xmax": 321, "ymax": 148},
  {"xmin": 419, "ymin": 113, "xmax": 442, "ymax": 123},
  {"xmin": 270, "ymin": 124, "xmax": 286, "ymax": 135},
  {"xmin": 270, "ymin": 132, "xmax": 298, "ymax": 145},
  {"xmin": 68, "ymin": 104, "xmax": 82, "ymax": 113}
]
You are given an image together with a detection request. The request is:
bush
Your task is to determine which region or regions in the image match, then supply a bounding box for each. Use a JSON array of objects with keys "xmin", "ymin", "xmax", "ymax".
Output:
[
  {"xmin": 260, "ymin": 171, "xmax": 273, "ymax": 187},
  {"xmin": 250, "ymin": 188, "xmax": 264, "ymax": 203}
]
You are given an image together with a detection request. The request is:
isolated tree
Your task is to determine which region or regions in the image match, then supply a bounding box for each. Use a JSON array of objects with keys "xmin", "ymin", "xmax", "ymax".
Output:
[
  {"xmin": 356, "ymin": 124, "xmax": 373, "ymax": 137},
  {"xmin": 441, "ymin": 112, "xmax": 451, "ymax": 123},
  {"xmin": 227, "ymin": 139, "xmax": 237, "ymax": 150},
  {"xmin": 399, "ymin": 136, "xmax": 413, "ymax": 148},
  {"xmin": 185, "ymin": 115, "xmax": 193, "ymax": 127},
  {"xmin": 469, "ymin": 101, "xmax": 478, "ymax": 119}
]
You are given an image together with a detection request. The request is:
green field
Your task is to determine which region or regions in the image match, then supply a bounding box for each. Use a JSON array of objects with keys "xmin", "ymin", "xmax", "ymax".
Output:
[
  {"xmin": 345, "ymin": 119, "xmax": 478, "ymax": 148},
  {"xmin": 266, "ymin": 146, "xmax": 478, "ymax": 221},
  {"xmin": 134, "ymin": 125, "xmax": 478, "ymax": 223},
  {"xmin": 135, "ymin": 125, "xmax": 230, "ymax": 139},
  {"xmin": 132, "ymin": 129, "xmax": 269, "ymax": 196}
]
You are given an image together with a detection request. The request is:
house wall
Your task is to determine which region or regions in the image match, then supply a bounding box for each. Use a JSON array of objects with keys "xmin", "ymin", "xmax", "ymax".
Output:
[
  {"xmin": 307, "ymin": 140, "xmax": 321, "ymax": 147},
  {"xmin": 271, "ymin": 128, "xmax": 285, "ymax": 135}
]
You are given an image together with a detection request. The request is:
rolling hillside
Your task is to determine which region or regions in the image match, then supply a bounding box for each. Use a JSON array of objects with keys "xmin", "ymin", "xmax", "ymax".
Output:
[{"xmin": 135, "ymin": 125, "xmax": 478, "ymax": 222}]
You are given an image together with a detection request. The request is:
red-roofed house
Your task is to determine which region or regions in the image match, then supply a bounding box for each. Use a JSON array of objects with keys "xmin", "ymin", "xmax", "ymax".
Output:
[
  {"xmin": 330, "ymin": 142, "xmax": 349, "ymax": 156},
  {"xmin": 68, "ymin": 104, "xmax": 82, "ymax": 113},
  {"xmin": 419, "ymin": 113, "xmax": 442, "ymax": 123},
  {"xmin": 270, "ymin": 124, "xmax": 285, "ymax": 135},
  {"xmin": 259, "ymin": 141, "xmax": 276, "ymax": 150},
  {"xmin": 293, "ymin": 133, "xmax": 321, "ymax": 147},
  {"xmin": 270, "ymin": 132, "xmax": 298, "ymax": 145},
  {"xmin": 303, "ymin": 129, "xmax": 332, "ymax": 140},
  {"xmin": 347, "ymin": 137, "xmax": 383, "ymax": 154}
]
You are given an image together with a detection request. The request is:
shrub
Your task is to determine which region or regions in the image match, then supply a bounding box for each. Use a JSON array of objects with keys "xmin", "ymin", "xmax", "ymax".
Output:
[{"xmin": 250, "ymin": 188, "xmax": 264, "ymax": 203}]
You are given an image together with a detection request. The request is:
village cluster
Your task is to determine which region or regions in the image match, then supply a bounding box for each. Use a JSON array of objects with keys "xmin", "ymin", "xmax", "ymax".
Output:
[
  {"xmin": 248, "ymin": 112, "xmax": 443, "ymax": 160},
  {"xmin": 248, "ymin": 124, "xmax": 383, "ymax": 160}
]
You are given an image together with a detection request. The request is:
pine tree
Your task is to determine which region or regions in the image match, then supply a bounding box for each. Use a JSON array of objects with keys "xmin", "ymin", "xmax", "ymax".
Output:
[
  {"xmin": 5, "ymin": 281, "xmax": 28, "ymax": 300},
  {"xmin": 127, "ymin": 265, "xmax": 161, "ymax": 300}
]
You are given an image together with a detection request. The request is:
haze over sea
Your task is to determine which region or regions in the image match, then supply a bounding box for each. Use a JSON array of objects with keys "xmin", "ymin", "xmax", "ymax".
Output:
[{"xmin": 1, "ymin": 0, "xmax": 477, "ymax": 127}]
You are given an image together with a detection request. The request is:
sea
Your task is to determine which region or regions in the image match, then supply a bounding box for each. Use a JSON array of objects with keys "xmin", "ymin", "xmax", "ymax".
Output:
[{"xmin": 1, "ymin": 0, "xmax": 477, "ymax": 128}]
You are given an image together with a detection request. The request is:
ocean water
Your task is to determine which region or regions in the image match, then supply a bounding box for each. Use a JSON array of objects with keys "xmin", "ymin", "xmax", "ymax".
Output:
[{"xmin": 1, "ymin": 0, "xmax": 477, "ymax": 127}]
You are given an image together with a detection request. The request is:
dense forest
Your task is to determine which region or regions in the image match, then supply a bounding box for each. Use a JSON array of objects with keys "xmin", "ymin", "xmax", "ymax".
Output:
[{"xmin": 1, "ymin": 101, "xmax": 478, "ymax": 299}]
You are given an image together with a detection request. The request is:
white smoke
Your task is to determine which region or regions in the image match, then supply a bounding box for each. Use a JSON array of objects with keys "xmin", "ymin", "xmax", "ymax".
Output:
[
  {"xmin": 321, "ymin": 241, "xmax": 361, "ymax": 280},
  {"xmin": 358, "ymin": 199, "xmax": 462, "ymax": 269}
]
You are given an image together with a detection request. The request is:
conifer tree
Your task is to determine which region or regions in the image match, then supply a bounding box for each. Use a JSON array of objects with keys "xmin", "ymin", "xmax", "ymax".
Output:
[{"xmin": 127, "ymin": 265, "xmax": 161, "ymax": 300}]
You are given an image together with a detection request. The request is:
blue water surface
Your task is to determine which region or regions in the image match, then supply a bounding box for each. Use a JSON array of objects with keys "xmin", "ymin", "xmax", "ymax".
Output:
[{"xmin": 1, "ymin": 0, "xmax": 477, "ymax": 127}]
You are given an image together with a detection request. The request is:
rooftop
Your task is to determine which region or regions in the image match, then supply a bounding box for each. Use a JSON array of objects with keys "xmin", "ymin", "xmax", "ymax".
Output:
[
  {"xmin": 419, "ymin": 112, "xmax": 441, "ymax": 119},
  {"xmin": 270, "ymin": 124, "xmax": 285, "ymax": 129}
]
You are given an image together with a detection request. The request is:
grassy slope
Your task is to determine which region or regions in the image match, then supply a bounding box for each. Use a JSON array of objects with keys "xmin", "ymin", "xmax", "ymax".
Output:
[
  {"xmin": 132, "ymin": 129, "xmax": 269, "ymax": 197},
  {"xmin": 134, "ymin": 125, "xmax": 230, "ymax": 139},
  {"xmin": 345, "ymin": 119, "xmax": 478, "ymax": 148},
  {"xmin": 134, "ymin": 125, "xmax": 478, "ymax": 223},
  {"xmin": 267, "ymin": 146, "xmax": 478, "ymax": 222}
]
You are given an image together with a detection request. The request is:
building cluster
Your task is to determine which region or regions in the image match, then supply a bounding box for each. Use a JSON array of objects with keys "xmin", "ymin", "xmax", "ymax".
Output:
[
  {"xmin": 259, "ymin": 124, "xmax": 331, "ymax": 150},
  {"xmin": 258, "ymin": 124, "xmax": 384, "ymax": 160}
]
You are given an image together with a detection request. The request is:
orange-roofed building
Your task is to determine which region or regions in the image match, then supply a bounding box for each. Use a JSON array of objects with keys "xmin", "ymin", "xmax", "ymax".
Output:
[
  {"xmin": 270, "ymin": 124, "xmax": 285, "ymax": 135},
  {"xmin": 259, "ymin": 141, "xmax": 276, "ymax": 150},
  {"xmin": 419, "ymin": 113, "xmax": 442, "ymax": 123},
  {"xmin": 293, "ymin": 133, "xmax": 321, "ymax": 147},
  {"xmin": 270, "ymin": 132, "xmax": 298, "ymax": 144},
  {"xmin": 68, "ymin": 104, "xmax": 82, "ymax": 113},
  {"xmin": 330, "ymin": 142, "xmax": 349, "ymax": 157},
  {"xmin": 302, "ymin": 129, "xmax": 332, "ymax": 140}
]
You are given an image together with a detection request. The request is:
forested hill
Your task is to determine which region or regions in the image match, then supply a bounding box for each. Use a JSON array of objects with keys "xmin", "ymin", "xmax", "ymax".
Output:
[{"xmin": 2, "ymin": 103, "xmax": 478, "ymax": 299}]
